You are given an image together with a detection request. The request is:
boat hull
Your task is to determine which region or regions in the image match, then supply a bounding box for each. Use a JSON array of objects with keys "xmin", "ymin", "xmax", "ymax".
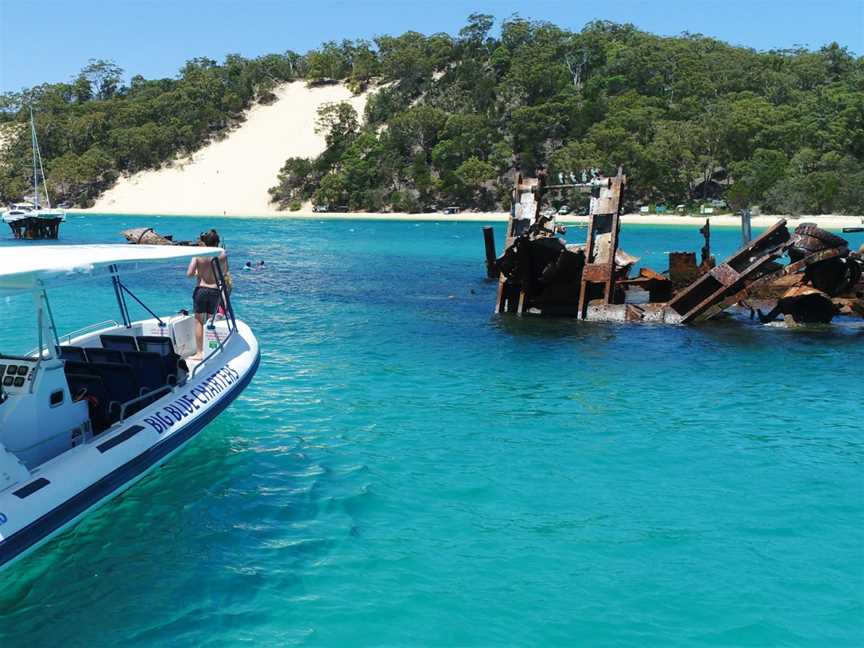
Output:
[
  {"xmin": 3, "ymin": 213, "xmax": 65, "ymax": 240},
  {"xmin": 0, "ymin": 320, "xmax": 259, "ymax": 572}
]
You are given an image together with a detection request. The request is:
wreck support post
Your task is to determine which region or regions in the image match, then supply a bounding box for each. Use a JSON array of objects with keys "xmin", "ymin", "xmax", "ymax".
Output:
[
  {"xmin": 577, "ymin": 168, "xmax": 626, "ymax": 319},
  {"xmin": 483, "ymin": 226, "xmax": 497, "ymax": 279},
  {"xmin": 699, "ymin": 219, "xmax": 711, "ymax": 266},
  {"xmin": 741, "ymin": 208, "xmax": 752, "ymax": 245}
]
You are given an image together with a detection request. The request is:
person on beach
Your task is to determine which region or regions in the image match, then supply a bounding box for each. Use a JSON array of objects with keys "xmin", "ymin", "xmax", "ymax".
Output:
[{"xmin": 186, "ymin": 229, "xmax": 228, "ymax": 360}]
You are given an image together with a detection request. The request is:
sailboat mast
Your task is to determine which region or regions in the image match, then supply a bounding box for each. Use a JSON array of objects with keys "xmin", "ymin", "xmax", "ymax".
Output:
[
  {"xmin": 29, "ymin": 106, "xmax": 52, "ymax": 209},
  {"xmin": 29, "ymin": 107, "xmax": 38, "ymax": 210}
]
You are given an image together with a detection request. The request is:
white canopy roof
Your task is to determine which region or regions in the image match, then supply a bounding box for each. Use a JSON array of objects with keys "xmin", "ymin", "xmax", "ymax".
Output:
[{"xmin": 0, "ymin": 244, "xmax": 223, "ymax": 295}]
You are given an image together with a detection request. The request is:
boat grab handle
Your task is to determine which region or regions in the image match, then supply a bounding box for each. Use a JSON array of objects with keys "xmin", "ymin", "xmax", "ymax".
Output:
[{"xmin": 116, "ymin": 385, "xmax": 173, "ymax": 423}]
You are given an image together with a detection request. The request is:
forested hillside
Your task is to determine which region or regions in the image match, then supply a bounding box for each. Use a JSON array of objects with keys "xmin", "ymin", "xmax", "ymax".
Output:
[
  {"xmin": 2, "ymin": 15, "xmax": 862, "ymax": 214},
  {"xmin": 0, "ymin": 55, "xmax": 301, "ymax": 206}
]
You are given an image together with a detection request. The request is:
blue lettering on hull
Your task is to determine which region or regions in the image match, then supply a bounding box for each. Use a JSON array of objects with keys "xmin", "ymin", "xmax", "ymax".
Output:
[{"xmin": 143, "ymin": 365, "xmax": 241, "ymax": 434}]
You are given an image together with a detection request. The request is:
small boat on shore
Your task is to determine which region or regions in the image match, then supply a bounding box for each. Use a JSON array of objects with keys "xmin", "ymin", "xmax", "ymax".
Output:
[
  {"xmin": 0, "ymin": 244, "xmax": 260, "ymax": 571},
  {"xmin": 2, "ymin": 108, "xmax": 66, "ymax": 240}
]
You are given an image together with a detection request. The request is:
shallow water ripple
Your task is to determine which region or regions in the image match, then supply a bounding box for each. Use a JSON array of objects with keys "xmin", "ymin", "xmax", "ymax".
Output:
[{"xmin": 0, "ymin": 218, "xmax": 862, "ymax": 646}]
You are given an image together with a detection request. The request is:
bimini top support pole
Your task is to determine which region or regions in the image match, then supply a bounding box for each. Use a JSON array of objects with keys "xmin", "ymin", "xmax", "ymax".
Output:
[
  {"xmin": 109, "ymin": 264, "xmax": 131, "ymax": 328},
  {"xmin": 40, "ymin": 288, "xmax": 60, "ymax": 351},
  {"xmin": 117, "ymin": 280, "xmax": 165, "ymax": 328}
]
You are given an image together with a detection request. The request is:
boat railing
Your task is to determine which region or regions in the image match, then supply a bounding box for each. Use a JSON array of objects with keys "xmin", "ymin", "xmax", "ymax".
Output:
[
  {"xmin": 59, "ymin": 320, "xmax": 120, "ymax": 345},
  {"xmin": 117, "ymin": 385, "xmax": 173, "ymax": 423}
]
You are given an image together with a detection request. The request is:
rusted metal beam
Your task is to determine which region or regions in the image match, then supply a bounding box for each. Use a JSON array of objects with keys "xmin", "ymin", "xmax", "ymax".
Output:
[{"xmin": 667, "ymin": 219, "xmax": 790, "ymax": 323}]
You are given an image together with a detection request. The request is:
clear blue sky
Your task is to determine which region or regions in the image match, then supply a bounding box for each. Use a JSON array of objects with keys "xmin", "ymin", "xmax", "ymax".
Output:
[{"xmin": 1, "ymin": 0, "xmax": 861, "ymax": 92}]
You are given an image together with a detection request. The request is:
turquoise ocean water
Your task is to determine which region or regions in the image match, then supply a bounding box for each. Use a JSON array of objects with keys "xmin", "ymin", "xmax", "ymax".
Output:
[{"xmin": 0, "ymin": 215, "xmax": 862, "ymax": 647}]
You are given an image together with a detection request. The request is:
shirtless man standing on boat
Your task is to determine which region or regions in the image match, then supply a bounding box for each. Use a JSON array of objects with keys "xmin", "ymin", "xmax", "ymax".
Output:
[{"xmin": 186, "ymin": 229, "xmax": 229, "ymax": 360}]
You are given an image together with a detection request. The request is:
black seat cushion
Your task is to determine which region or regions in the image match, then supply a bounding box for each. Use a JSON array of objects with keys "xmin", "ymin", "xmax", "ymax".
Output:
[
  {"xmin": 63, "ymin": 360, "xmax": 90, "ymax": 375},
  {"xmin": 100, "ymin": 334, "xmax": 138, "ymax": 352},
  {"xmin": 137, "ymin": 336, "xmax": 182, "ymax": 381},
  {"xmin": 87, "ymin": 362, "xmax": 141, "ymax": 419},
  {"xmin": 137, "ymin": 336, "xmax": 175, "ymax": 356},
  {"xmin": 57, "ymin": 346, "xmax": 88, "ymax": 362},
  {"xmin": 123, "ymin": 351, "xmax": 168, "ymax": 392},
  {"xmin": 87, "ymin": 348, "xmax": 125, "ymax": 364}
]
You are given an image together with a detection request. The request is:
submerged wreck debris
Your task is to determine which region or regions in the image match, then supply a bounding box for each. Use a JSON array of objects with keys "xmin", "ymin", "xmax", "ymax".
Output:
[
  {"xmin": 490, "ymin": 169, "xmax": 864, "ymax": 326},
  {"xmin": 753, "ymin": 225, "xmax": 863, "ymax": 325},
  {"xmin": 121, "ymin": 227, "xmax": 200, "ymax": 246}
]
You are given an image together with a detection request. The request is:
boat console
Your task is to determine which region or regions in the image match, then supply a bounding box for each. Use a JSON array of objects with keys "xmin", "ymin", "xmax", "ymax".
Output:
[
  {"xmin": 0, "ymin": 355, "xmax": 89, "ymax": 469},
  {"xmin": 0, "ymin": 360, "xmax": 35, "ymax": 392},
  {"xmin": 0, "ymin": 326, "xmax": 192, "ymax": 470}
]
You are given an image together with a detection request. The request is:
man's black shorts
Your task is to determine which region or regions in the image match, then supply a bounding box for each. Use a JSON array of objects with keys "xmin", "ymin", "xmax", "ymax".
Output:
[{"xmin": 193, "ymin": 286, "xmax": 220, "ymax": 315}]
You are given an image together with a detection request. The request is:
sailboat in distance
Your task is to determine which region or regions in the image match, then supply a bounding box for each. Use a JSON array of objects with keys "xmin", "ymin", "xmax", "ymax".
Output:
[{"xmin": 2, "ymin": 107, "xmax": 67, "ymax": 240}]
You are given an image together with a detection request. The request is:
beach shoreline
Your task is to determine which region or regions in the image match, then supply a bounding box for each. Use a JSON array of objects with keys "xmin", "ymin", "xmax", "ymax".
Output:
[{"xmin": 68, "ymin": 208, "xmax": 864, "ymax": 229}]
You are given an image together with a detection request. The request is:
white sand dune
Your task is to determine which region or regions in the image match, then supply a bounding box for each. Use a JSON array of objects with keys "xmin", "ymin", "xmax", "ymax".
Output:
[{"xmin": 88, "ymin": 82, "xmax": 368, "ymax": 216}]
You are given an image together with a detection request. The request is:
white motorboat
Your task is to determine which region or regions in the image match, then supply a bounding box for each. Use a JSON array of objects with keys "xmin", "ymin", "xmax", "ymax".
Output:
[
  {"xmin": 0, "ymin": 244, "xmax": 260, "ymax": 571},
  {"xmin": 2, "ymin": 201, "xmax": 66, "ymax": 224},
  {"xmin": 2, "ymin": 108, "xmax": 67, "ymax": 239}
]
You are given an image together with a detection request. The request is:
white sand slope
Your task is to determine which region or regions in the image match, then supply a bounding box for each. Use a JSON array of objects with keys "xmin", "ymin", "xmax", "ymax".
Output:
[{"xmin": 88, "ymin": 82, "xmax": 368, "ymax": 216}]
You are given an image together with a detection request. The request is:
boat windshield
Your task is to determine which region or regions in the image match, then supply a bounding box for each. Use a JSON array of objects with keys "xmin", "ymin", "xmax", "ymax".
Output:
[
  {"xmin": 0, "ymin": 283, "xmax": 129, "ymax": 359},
  {"xmin": 0, "ymin": 292, "xmax": 41, "ymax": 358}
]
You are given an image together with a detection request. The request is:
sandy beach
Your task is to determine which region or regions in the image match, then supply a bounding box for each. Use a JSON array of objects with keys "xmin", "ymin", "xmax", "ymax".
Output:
[
  {"xmin": 87, "ymin": 82, "xmax": 368, "ymax": 216},
  {"xmin": 71, "ymin": 208, "xmax": 864, "ymax": 230}
]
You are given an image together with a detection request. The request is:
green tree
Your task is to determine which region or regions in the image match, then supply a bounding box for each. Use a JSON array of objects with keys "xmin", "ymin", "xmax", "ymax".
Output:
[
  {"xmin": 315, "ymin": 102, "xmax": 359, "ymax": 150},
  {"xmin": 727, "ymin": 149, "xmax": 788, "ymax": 208},
  {"xmin": 456, "ymin": 156, "xmax": 495, "ymax": 186},
  {"xmin": 305, "ymin": 42, "xmax": 351, "ymax": 83}
]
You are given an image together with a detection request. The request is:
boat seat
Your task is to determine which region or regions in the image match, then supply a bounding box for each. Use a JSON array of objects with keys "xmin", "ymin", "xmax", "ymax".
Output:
[
  {"xmin": 123, "ymin": 351, "xmax": 171, "ymax": 392},
  {"xmin": 66, "ymin": 373, "xmax": 112, "ymax": 432},
  {"xmin": 137, "ymin": 335, "xmax": 175, "ymax": 356},
  {"xmin": 63, "ymin": 360, "xmax": 90, "ymax": 375},
  {"xmin": 100, "ymin": 334, "xmax": 138, "ymax": 352},
  {"xmin": 137, "ymin": 336, "xmax": 184, "ymax": 381},
  {"xmin": 57, "ymin": 346, "xmax": 88, "ymax": 362},
  {"xmin": 85, "ymin": 362, "xmax": 142, "ymax": 421},
  {"xmin": 87, "ymin": 348, "xmax": 125, "ymax": 364}
]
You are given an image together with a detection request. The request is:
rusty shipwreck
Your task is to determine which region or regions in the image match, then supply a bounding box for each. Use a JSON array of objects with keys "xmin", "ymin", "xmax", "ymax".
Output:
[{"xmin": 490, "ymin": 169, "xmax": 863, "ymax": 326}]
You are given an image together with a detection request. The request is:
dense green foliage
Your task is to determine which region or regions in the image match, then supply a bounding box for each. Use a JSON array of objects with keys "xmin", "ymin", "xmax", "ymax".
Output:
[
  {"xmin": 0, "ymin": 55, "xmax": 302, "ymax": 205},
  {"xmin": 271, "ymin": 16, "xmax": 864, "ymax": 214},
  {"xmin": 3, "ymin": 16, "xmax": 862, "ymax": 214}
]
